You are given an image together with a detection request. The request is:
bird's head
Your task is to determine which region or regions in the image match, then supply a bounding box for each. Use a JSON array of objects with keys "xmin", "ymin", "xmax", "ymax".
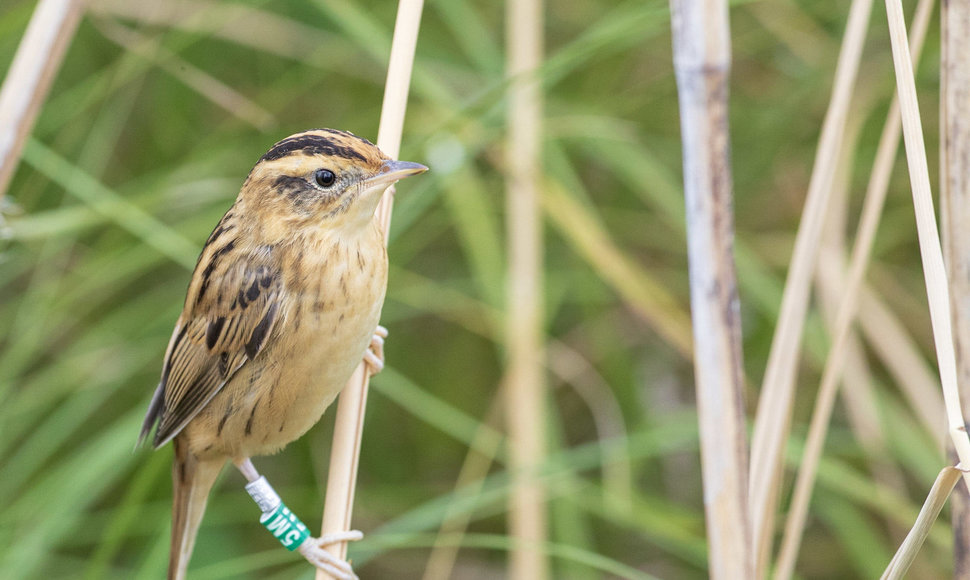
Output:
[{"xmin": 242, "ymin": 129, "xmax": 426, "ymax": 234}]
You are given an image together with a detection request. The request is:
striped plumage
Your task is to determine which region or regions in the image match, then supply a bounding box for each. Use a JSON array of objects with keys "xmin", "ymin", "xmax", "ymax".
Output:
[{"xmin": 140, "ymin": 129, "xmax": 426, "ymax": 580}]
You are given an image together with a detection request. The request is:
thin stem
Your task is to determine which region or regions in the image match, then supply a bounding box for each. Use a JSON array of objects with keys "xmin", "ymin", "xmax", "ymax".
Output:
[
  {"xmin": 0, "ymin": 0, "xmax": 84, "ymax": 200},
  {"xmin": 881, "ymin": 467, "xmax": 963, "ymax": 580},
  {"xmin": 883, "ymin": 0, "xmax": 970, "ymax": 488},
  {"xmin": 317, "ymin": 1, "xmax": 425, "ymax": 577},
  {"xmin": 504, "ymin": 0, "xmax": 547, "ymax": 576},
  {"xmin": 746, "ymin": 0, "xmax": 873, "ymax": 574},
  {"xmin": 772, "ymin": 1, "xmax": 935, "ymax": 577}
]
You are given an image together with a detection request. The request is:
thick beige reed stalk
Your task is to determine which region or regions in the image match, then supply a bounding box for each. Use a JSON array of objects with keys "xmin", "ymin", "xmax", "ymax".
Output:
[
  {"xmin": 317, "ymin": 1, "xmax": 424, "ymax": 577},
  {"xmin": 0, "ymin": 0, "xmax": 83, "ymax": 200},
  {"xmin": 940, "ymin": 0, "xmax": 970, "ymax": 575},
  {"xmin": 669, "ymin": 0, "xmax": 752, "ymax": 578},
  {"xmin": 504, "ymin": 0, "xmax": 547, "ymax": 577}
]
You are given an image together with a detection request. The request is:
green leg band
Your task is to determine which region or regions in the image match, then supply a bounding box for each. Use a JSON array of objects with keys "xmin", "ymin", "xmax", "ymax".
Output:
[
  {"xmin": 246, "ymin": 475, "xmax": 310, "ymax": 551},
  {"xmin": 259, "ymin": 502, "xmax": 310, "ymax": 551}
]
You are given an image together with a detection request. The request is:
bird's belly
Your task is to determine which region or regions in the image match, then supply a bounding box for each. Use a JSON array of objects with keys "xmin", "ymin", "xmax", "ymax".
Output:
[
  {"xmin": 263, "ymin": 308, "xmax": 378, "ymax": 445},
  {"xmin": 185, "ymin": 249, "xmax": 386, "ymax": 460}
]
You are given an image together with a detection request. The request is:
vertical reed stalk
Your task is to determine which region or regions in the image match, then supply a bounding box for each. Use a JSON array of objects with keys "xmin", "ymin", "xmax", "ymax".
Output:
[
  {"xmin": 773, "ymin": 1, "xmax": 935, "ymax": 577},
  {"xmin": 746, "ymin": 0, "xmax": 872, "ymax": 573},
  {"xmin": 0, "ymin": 0, "xmax": 83, "ymax": 200},
  {"xmin": 669, "ymin": 1, "xmax": 752, "ymax": 578},
  {"xmin": 504, "ymin": 0, "xmax": 547, "ymax": 577},
  {"xmin": 883, "ymin": 0, "xmax": 970, "ymax": 486},
  {"xmin": 317, "ymin": 1, "xmax": 424, "ymax": 576},
  {"xmin": 940, "ymin": 0, "xmax": 970, "ymax": 575}
]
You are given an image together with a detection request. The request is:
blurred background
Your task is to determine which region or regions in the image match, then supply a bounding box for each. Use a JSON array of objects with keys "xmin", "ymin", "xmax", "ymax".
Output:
[{"xmin": 0, "ymin": 0, "xmax": 953, "ymax": 578}]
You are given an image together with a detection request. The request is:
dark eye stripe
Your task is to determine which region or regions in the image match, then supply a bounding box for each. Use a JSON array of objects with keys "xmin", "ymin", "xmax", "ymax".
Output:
[{"xmin": 271, "ymin": 175, "xmax": 309, "ymax": 201}]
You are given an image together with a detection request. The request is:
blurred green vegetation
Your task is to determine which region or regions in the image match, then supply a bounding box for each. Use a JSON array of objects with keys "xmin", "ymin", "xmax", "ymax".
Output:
[{"xmin": 0, "ymin": 0, "xmax": 955, "ymax": 578}]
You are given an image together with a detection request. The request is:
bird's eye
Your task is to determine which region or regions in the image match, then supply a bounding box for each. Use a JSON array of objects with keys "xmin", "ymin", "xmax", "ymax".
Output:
[{"xmin": 314, "ymin": 169, "xmax": 336, "ymax": 188}]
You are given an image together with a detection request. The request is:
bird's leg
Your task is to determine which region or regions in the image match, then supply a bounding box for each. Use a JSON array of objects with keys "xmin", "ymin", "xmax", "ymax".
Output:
[
  {"xmin": 362, "ymin": 325, "xmax": 387, "ymax": 374},
  {"xmin": 234, "ymin": 458, "xmax": 363, "ymax": 580}
]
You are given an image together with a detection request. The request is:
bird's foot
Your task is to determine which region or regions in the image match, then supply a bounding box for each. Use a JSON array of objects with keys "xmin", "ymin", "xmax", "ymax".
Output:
[
  {"xmin": 363, "ymin": 325, "xmax": 387, "ymax": 374},
  {"xmin": 297, "ymin": 530, "xmax": 364, "ymax": 580}
]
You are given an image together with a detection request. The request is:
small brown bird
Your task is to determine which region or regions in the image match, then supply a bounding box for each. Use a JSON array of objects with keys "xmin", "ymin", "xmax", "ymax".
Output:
[{"xmin": 140, "ymin": 129, "xmax": 426, "ymax": 580}]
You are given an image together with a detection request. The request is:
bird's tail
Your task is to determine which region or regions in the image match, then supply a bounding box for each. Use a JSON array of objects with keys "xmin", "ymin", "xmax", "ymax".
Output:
[{"xmin": 169, "ymin": 437, "xmax": 223, "ymax": 580}]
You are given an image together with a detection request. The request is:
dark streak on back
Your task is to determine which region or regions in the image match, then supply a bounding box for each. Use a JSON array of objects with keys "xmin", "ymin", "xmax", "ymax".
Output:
[
  {"xmin": 196, "ymin": 240, "xmax": 236, "ymax": 305},
  {"xmin": 205, "ymin": 317, "xmax": 226, "ymax": 350},
  {"xmin": 245, "ymin": 302, "xmax": 278, "ymax": 359}
]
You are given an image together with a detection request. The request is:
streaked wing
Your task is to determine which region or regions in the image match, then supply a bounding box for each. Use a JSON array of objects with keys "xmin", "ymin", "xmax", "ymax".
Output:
[{"xmin": 141, "ymin": 249, "xmax": 282, "ymax": 448}]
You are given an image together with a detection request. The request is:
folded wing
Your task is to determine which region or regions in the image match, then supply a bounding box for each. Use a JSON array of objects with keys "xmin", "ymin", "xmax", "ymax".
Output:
[{"xmin": 141, "ymin": 252, "xmax": 282, "ymax": 448}]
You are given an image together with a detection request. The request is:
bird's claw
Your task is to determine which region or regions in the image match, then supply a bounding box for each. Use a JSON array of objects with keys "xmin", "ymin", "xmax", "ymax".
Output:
[
  {"xmin": 363, "ymin": 325, "xmax": 387, "ymax": 374},
  {"xmin": 298, "ymin": 530, "xmax": 364, "ymax": 580}
]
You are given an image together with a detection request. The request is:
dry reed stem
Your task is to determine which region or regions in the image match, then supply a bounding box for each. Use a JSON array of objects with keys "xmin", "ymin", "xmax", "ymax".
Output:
[
  {"xmin": 940, "ymin": 1, "xmax": 970, "ymax": 574},
  {"xmin": 814, "ymin": 162, "xmax": 885, "ymax": 465},
  {"xmin": 747, "ymin": 0, "xmax": 873, "ymax": 573},
  {"xmin": 504, "ymin": 0, "xmax": 547, "ymax": 576},
  {"xmin": 669, "ymin": 0, "xmax": 752, "ymax": 577},
  {"xmin": 817, "ymin": 251, "xmax": 912, "ymax": 546},
  {"xmin": 815, "ymin": 187, "xmax": 915, "ymax": 545},
  {"xmin": 317, "ymin": 1, "xmax": 424, "ymax": 576},
  {"xmin": 0, "ymin": 0, "xmax": 83, "ymax": 200},
  {"xmin": 881, "ymin": 466, "xmax": 963, "ymax": 580},
  {"xmin": 883, "ymin": 0, "xmax": 970, "ymax": 489},
  {"xmin": 814, "ymin": 122, "xmax": 904, "ymax": 493},
  {"xmin": 773, "ymin": 1, "xmax": 935, "ymax": 577}
]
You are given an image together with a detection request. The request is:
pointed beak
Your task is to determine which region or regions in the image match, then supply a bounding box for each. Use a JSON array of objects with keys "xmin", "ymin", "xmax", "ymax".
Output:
[{"xmin": 365, "ymin": 159, "xmax": 428, "ymax": 189}]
